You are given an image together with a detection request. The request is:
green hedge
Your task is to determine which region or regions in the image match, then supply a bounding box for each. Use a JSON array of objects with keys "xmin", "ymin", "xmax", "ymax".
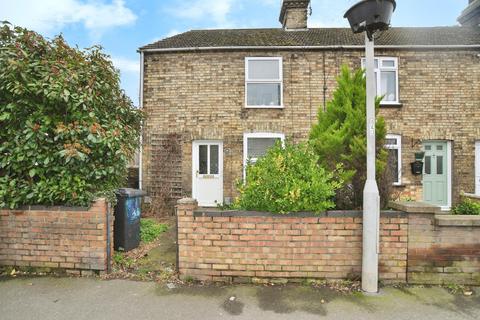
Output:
[{"xmin": 0, "ymin": 23, "xmax": 142, "ymax": 208}]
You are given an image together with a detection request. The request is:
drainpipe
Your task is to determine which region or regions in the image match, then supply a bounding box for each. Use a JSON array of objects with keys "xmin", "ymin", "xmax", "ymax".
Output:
[
  {"xmin": 139, "ymin": 52, "xmax": 144, "ymax": 190},
  {"xmin": 106, "ymin": 203, "xmax": 112, "ymax": 273}
]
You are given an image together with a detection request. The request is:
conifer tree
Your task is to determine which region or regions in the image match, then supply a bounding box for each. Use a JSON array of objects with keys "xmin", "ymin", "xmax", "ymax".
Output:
[{"xmin": 309, "ymin": 66, "xmax": 389, "ymax": 209}]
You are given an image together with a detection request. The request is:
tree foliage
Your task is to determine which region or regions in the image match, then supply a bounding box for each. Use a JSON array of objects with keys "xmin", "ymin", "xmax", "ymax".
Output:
[
  {"xmin": 235, "ymin": 142, "xmax": 343, "ymax": 214},
  {"xmin": 0, "ymin": 23, "xmax": 143, "ymax": 208},
  {"xmin": 309, "ymin": 66, "xmax": 389, "ymax": 209}
]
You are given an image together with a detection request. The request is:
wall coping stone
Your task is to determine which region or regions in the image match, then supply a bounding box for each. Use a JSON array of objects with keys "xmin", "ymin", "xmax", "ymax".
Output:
[
  {"xmin": 435, "ymin": 215, "xmax": 480, "ymax": 227},
  {"xmin": 389, "ymin": 201, "xmax": 441, "ymax": 214},
  {"xmin": 193, "ymin": 209, "xmax": 407, "ymax": 218},
  {"xmin": 177, "ymin": 198, "xmax": 198, "ymax": 205},
  {"xmin": 0, "ymin": 198, "xmax": 106, "ymax": 212}
]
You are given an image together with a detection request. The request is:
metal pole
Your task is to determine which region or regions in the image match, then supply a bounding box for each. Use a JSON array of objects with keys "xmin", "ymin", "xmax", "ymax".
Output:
[{"xmin": 362, "ymin": 32, "xmax": 380, "ymax": 293}]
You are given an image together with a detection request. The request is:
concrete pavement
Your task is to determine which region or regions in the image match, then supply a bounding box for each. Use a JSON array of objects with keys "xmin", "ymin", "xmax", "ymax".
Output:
[{"xmin": 0, "ymin": 277, "xmax": 479, "ymax": 320}]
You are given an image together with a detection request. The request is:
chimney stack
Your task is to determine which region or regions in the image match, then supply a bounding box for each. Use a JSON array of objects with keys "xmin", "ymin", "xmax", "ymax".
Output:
[
  {"xmin": 279, "ymin": 0, "xmax": 311, "ymax": 30},
  {"xmin": 458, "ymin": 0, "xmax": 480, "ymax": 26}
]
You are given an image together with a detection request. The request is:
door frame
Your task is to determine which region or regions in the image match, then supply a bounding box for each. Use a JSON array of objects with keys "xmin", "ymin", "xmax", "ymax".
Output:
[
  {"xmin": 191, "ymin": 140, "xmax": 223, "ymax": 207},
  {"xmin": 422, "ymin": 140, "xmax": 452, "ymax": 211}
]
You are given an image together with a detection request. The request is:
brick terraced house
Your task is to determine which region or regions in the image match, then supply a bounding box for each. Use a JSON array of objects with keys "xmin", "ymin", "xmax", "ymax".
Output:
[{"xmin": 139, "ymin": 0, "xmax": 480, "ymax": 211}]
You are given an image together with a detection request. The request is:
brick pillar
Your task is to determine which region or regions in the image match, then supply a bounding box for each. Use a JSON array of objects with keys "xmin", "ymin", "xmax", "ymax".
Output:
[
  {"xmin": 176, "ymin": 198, "xmax": 198, "ymax": 279},
  {"xmin": 176, "ymin": 198, "xmax": 198, "ymax": 217}
]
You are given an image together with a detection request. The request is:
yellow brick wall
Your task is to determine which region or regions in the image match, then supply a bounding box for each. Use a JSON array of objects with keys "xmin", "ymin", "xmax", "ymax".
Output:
[{"xmin": 142, "ymin": 49, "xmax": 480, "ymax": 207}]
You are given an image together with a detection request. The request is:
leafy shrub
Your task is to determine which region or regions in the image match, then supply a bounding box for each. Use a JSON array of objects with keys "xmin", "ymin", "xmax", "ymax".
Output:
[
  {"xmin": 0, "ymin": 23, "xmax": 142, "ymax": 208},
  {"xmin": 452, "ymin": 198, "xmax": 480, "ymax": 215},
  {"xmin": 235, "ymin": 142, "xmax": 343, "ymax": 214},
  {"xmin": 309, "ymin": 66, "xmax": 390, "ymax": 209},
  {"xmin": 140, "ymin": 219, "xmax": 168, "ymax": 243}
]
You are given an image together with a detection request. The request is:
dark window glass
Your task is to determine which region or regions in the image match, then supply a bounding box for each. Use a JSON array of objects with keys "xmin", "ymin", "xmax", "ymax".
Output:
[
  {"xmin": 437, "ymin": 156, "xmax": 443, "ymax": 175},
  {"xmin": 210, "ymin": 145, "xmax": 219, "ymax": 174},
  {"xmin": 425, "ymin": 156, "xmax": 431, "ymax": 174},
  {"xmin": 199, "ymin": 145, "xmax": 208, "ymax": 174},
  {"xmin": 247, "ymin": 138, "xmax": 280, "ymax": 159},
  {"xmin": 247, "ymin": 83, "xmax": 281, "ymax": 106},
  {"xmin": 388, "ymin": 149, "xmax": 399, "ymax": 183}
]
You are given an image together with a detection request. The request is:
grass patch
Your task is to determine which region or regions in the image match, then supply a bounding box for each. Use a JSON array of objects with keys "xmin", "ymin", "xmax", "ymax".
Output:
[{"xmin": 140, "ymin": 218, "xmax": 168, "ymax": 243}]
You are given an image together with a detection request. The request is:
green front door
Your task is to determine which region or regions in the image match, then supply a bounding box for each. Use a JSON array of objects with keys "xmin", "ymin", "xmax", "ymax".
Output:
[{"xmin": 422, "ymin": 141, "xmax": 448, "ymax": 206}]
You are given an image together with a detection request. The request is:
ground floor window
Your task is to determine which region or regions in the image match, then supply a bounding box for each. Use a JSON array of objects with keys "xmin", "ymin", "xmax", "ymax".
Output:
[
  {"xmin": 243, "ymin": 132, "xmax": 285, "ymax": 178},
  {"xmin": 385, "ymin": 134, "xmax": 402, "ymax": 185}
]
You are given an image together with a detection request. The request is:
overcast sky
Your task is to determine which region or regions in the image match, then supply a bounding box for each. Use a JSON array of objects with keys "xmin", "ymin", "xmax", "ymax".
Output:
[{"xmin": 0, "ymin": 0, "xmax": 469, "ymax": 105}]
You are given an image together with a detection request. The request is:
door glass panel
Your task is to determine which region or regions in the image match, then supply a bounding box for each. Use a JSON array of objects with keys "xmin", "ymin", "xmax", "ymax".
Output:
[
  {"xmin": 436, "ymin": 145, "xmax": 443, "ymax": 151},
  {"xmin": 199, "ymin": 145, "xmax": 208, "ymax": 174},
  {"xmin": 380, "ymin": 71, "xmax": 397, "ymax": 101},
  {"xmin": 437, "ymin": 156, "xmax": 444, "ymax": 175},
  {"xmin": 210, "ymin": 145, "xmax": 219, "ymax": 174},
  {"xmin": 425, "ymin": 156, "xmax": 431, "ymax": 174}
]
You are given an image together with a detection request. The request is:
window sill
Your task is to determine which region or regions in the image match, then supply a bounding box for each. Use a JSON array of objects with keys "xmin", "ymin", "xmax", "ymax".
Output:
[
  {"xmin": 380, "ymin": 102, "xmax": 403, "ymax": 108},
  {"xmin": 245, "ymin": 106, "xmax": 284, "ymax": 109},
  {"xmin": 392, "ymin": 183, "xmax": 406, "ymax": 187}
]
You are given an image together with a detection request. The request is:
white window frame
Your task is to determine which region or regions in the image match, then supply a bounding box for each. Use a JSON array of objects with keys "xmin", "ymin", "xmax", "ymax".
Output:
[
  {"xmin": 361, "ymin": 57, "xmax": 400, "ymax": 105},
  {"xmin": 243, "ymin": 132, "xmax": 285, "ymax": 179},
  {"xmin": 245, "ymin": 57, "xmax": 283, "ymax": 109},
  {"xmin": 385, "ymin": 134, "xmax": 402, "ymax": 186}
]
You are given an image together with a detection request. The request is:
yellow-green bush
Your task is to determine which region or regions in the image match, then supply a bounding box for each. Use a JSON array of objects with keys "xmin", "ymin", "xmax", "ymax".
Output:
[{"xmin": 235, "ymin": 142, "xmax": 343, "ymax": 214}]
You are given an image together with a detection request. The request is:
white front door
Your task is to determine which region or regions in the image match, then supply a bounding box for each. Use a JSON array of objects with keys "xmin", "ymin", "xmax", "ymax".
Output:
[
  {"xmin": 192, "ymin": 141, "xmax": 223, "ymax": 207},
  {"xmin": 476, "ymin": 141, "xmax": 480, "ymax": 195}
]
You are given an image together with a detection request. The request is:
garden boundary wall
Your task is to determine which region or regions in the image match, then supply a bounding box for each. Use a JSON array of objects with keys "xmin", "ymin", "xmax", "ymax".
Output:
[
  {"xmin": 177, "ymin": 199, "xmax": 480, "ymax": 285},
  {"xmin": 0, "ymin": 199, "xmax": 113, "ymax": 275}
]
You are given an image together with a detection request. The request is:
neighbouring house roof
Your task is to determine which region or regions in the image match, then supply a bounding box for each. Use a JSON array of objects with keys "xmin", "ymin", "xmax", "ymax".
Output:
[{"xmin": 140, "ymin": 27, "xmax": 480, "ymax": 52}]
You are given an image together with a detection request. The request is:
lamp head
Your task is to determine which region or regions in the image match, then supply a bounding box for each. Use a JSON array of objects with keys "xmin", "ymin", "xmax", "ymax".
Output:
[{"xmin": 344, "ymin": 0, "xmax": 396, "ymax": 40}]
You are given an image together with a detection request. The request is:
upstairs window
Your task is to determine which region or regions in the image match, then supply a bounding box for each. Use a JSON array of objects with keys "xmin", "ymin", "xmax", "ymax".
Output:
[
  {"xmin": 361, "ymin": 57, "xmax": 399, "ymax": 104},
  {"xmin": 385, "ymin": 134, "xmax": 402, "ymax": 185},
  {"xmin": 243, "ymin": 132, "xmax": 285, "ymax": 178},
  {"xmin": 245, "ymin": 57, "xmax": 283, "ymax": 108}
]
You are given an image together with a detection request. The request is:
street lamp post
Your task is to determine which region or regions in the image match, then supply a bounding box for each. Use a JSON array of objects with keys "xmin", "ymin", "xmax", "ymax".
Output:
[{"xmin": 344, "ymin": 0, "xmax": 396, "ymax": 293}]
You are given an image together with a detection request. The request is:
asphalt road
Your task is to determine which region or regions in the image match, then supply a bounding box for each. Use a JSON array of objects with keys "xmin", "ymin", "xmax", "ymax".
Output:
[{"xmin": 0, "ymin": 277, "xmax": 479, "ymax": 320}]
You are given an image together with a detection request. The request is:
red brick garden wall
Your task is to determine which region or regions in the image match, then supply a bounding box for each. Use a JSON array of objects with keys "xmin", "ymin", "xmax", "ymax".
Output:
[
  {"xmin": 177, "ymin": 199, "xmax": 408, "ymax": 283},
  {"xmin": 0, "ymin": 199, "xmax": 113, "ymax": 275},
  {"xmin": 408, "ymin": 213, "xmax": 480, "ymax": 285}
]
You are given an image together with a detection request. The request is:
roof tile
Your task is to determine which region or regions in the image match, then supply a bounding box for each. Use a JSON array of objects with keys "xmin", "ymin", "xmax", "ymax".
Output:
[{"xmin": 140, "ymin": 27, "xmax": 480, "ymax": 51}]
